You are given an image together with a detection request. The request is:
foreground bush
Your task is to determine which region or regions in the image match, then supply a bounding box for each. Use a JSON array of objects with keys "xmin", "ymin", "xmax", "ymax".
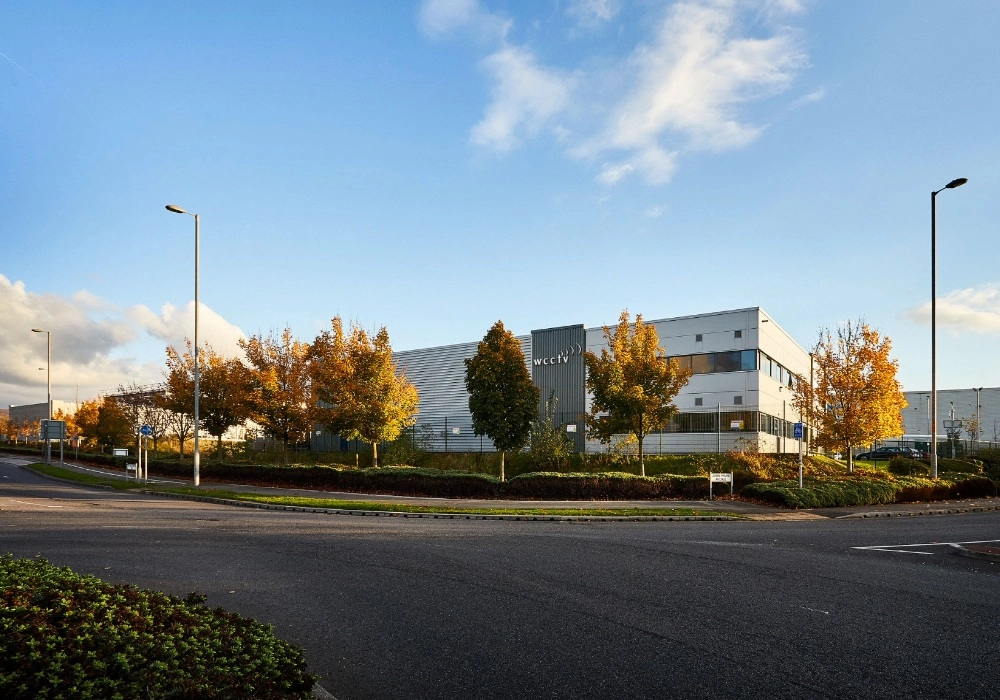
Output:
[{"xmin": 0, "ymin": 555, "xmax": 315, "ymax": 699}]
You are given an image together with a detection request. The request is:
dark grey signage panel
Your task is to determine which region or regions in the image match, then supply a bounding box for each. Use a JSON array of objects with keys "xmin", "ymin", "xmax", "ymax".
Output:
[{"xmin": 531, "ymin": 325, "xmax": 586, "ymax": 451}]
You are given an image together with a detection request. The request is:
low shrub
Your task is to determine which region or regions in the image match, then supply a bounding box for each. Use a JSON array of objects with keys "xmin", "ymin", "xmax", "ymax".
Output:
[
  {"xmin": 937, "ymin": 457, "xmax": 983, "ymax": 474},
  {"xmin": 0, "ymin": 555, "xmax": 315, "ymax": 699},
  {"xmin": 741, "ymin": 478, "xmax": 900, "ymax": 508},
  {"xmin": 976, "ymin": 449, "xmax": 1000, "ymax": 480},
  {"xmin": 502, "ymin": 472, "xmax": 708, "ymax": 500},
  {"xmin": 888, "ymin": 457, "xmax": 930, "ymax": 477}
]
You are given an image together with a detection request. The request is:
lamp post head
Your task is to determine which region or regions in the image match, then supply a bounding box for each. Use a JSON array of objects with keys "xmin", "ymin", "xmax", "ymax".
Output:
[
  {"xmin": 165, "ymin": 204, "xmax": 188, "ymax": 214},
  {"xmin": 945, "ymin": 178, "xmax": 968, "ymax": 189},
  {"xmin": 31, "ymin": 328, "xmax": 46, "ymax": 334}
]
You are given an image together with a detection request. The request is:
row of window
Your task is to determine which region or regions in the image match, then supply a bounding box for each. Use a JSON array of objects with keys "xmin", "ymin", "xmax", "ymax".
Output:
[
  {"xmin": 665, "ymin": 349, "xmax": 797, "ymax": 388},
  {"xmin": 694, "ymin": 396, "xmax": 743, "ymax": 406}
]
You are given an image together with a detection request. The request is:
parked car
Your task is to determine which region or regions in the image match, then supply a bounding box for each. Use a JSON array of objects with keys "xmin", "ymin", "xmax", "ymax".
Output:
[{"xmin": 854, "ymin": 446, "xmax": 922, "ymax": 461}]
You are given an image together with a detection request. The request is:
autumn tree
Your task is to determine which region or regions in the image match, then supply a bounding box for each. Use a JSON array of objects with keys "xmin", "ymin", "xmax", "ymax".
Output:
[
  {"xmin": 96, "ymin": 398, "xmax": 133, "ymax": 449},
  {"xmin": 198, "ymin": 344, "xmax": 255, "ymax": 461},
  {"xmin": 0, "ymin": 411, "xmax": 11, "ymax": 443},
  {"xmin": 74, "ymin": 398, "xmax": 102, "ymax": 449},
  {"xmin": 584, "ymin": 310, "xmax": 692, "ymax": 476},
  {"xmin": 792, "ymin": 320, "xmax": 906, "ymax": 474},
  {"xmin": 464, "ymin": 320, "xmax": 540, "ymax": 481},
  {"xmin": 310, "ymin": 317, "xmax": 418, "ymax": 468},
  {"xmin": 239, "ymin": 327, "xmax": 314, "ymax": 454},
  {"xmin": 163, "ymin": 343, "xmax": 197, "ymax": 457}
]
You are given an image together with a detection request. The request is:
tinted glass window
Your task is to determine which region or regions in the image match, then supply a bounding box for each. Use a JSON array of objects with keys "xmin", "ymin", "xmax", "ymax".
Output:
[
  {"xmin": 673, "ymin": 355, "xmax": 692, "ymax": 372},
  {"xmin": 691, "ymin": 353, "xmax": 714, "ymax": 374},
  {"xmin": 715, "ymin": 351, "xmax": 741, "ymax": 372},
  {"xmin": 741, "ymin": 350, "xmax": 756, "ymax": 371}
]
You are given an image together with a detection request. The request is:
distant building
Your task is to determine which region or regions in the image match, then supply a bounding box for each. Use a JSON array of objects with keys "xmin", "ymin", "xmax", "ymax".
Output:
[
  {"xmin": 312, "ymin": 307, "xmax": 813, "ymax": 455},
  {"xmin": 901, "ymin": 387, "xmax": 1000, "ymax": 448},
  {"xmin": 8, "ymin": 401, "xmax": 77, "ymax": 441}
]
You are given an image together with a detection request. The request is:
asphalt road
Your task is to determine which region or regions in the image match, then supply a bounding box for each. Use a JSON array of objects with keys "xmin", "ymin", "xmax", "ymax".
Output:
[{"xmin": 2, "ymin": 456, "xmax": 998, "ymax": 699}]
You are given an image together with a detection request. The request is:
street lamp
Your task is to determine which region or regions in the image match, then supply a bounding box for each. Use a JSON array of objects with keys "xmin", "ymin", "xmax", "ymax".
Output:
[
  {"xmin": 165, "ymin": 204, "xmax": 201, "ymax": 487},
  {"xmin": 31, "ymin": 328, "xmax": 51, "ymax": 464},
  {"xmin": 930, "ymin": 177, "xmax": 967, "ymax": 479},
  {"xmin": 974, "ymin": 387, "xmax": 984, "ymax": 454}
]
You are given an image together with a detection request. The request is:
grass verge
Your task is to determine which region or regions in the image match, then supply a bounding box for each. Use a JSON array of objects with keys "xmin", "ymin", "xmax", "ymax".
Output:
[{"xmin": 26, "ymin": 464, "xmax": 738, "ymax": 518}]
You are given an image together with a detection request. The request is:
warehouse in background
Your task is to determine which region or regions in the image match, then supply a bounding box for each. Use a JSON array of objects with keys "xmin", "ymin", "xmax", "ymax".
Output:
[{"xmin": 312, "ymin": 307, "xmax": 814, "ymax": 455}]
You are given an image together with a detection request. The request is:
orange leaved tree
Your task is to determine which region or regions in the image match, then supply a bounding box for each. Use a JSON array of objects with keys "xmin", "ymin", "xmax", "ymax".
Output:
[{"xmin": 792, "ymin": 320, "xmax": 907, "ymax": 474}]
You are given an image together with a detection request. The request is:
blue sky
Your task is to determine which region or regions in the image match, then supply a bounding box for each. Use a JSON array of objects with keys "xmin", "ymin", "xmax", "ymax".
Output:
[{"xmin": 2, "ymin": 0, "xmax": 998, "ymax": 408}]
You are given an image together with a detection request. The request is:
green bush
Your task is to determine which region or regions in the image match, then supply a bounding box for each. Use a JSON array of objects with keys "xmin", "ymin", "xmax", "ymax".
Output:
[
  {"xmin": 0, "ymin": 555, "xmax": 315, "ymax": 699},
  {"xmin": 976, "ymin": 449, "xmax": 1000, "ymax": 480},
  {"xmin": 937, "ymin": 457, "xmax": 983, "ymax": 474},
  {"xmin": 887, "ymin": 457, "xmax": 930, "ymax": 477},
  {"xmin": 742, "ymin": 473, "xmax": 997, "ymax": 508},
  {"xmin": 502, "ymin": 471, "xmax": 708, "ymax": 500},
  {"xmin": 741, "ymin": 478, "xmax": 900, "ymax": 508}
]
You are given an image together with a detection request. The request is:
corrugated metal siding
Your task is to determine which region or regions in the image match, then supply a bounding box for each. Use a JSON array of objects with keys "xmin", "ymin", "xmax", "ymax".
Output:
[{"xmin": 394, "ymin": 335, "xmax": 531, "ymax": 452}]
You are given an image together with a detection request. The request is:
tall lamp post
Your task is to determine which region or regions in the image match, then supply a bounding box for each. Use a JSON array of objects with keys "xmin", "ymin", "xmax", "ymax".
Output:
[
  {"xmin": 165, "ymin": 204, "xmax": 201, "ymax": 487},
  {"xmin": 974, "ymin": 387, "xmax": 983, "ymax": 454},
  {"xmin": 31, "ymin": 328, "xmax": 51, "ymax": 464},
  {"xmin": 931, "ymin": 177, "xmax": 968, "ymax": 479}
]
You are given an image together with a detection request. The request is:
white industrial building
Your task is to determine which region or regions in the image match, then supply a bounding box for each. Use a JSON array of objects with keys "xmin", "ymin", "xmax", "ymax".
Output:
[{"xmin": 312, "ymin": 307, "xmax": 813, "ymax": 455}]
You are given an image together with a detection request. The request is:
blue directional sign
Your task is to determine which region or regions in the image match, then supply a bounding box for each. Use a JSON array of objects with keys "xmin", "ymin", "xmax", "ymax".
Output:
[
  {"xmin": 141, "ymin": 424, "xmax": 152, "ymax": 437},
  {"xmin": 793, "ymin": 422, "xmax": 803, "ymax": 439}
]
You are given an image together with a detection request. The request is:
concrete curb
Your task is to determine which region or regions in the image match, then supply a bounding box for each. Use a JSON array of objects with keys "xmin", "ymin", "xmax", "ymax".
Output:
[
  {"xmin": 837, "ymin": 504, "xmax": 1000, "ymax": 519},
  {"xmin": 953, "ymin": 544, "xmax": 1000, "ymax": 562}
]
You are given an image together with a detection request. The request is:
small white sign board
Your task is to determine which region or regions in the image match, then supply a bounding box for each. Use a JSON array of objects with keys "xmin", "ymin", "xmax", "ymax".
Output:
[
  {"xmin": 113, "ymin": 448, "xmax": 129, "ymax": 457},
  {"xmin": 708, "ymin": 472, "xmax": 734, "ymax": 500}
]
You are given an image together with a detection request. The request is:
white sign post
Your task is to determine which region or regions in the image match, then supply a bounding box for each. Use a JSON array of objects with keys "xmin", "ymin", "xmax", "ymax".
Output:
[
  {"xmin": 794, "ymin": 422, "xmax": 804, "ymax": 489},
  {"xmin": 709, "ymin": 472, "xmax": 733, "ymax": 500}
]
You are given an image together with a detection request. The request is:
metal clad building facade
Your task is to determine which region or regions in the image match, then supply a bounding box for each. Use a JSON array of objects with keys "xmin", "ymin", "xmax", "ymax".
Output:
[{"xmin": 312, "ymin": 307, "xmax": 815, "ymax": 454}]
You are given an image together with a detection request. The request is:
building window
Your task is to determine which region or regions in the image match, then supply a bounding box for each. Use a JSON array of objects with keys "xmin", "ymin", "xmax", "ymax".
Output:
[
  {"xmin": 715, "ymin": 351, "xmax": 741, "ymax": 372},
  {"xmin": 691, "ymin": 353, "xmax": 714, "ymax": 374},
  {"xmin": 694, "ymin": 398, "xmax": 703, "ymax": 407},
  {"xmin": 734, "ymin": 330, "xmax": 742, "ymax": 339},
  {"xmin": 733, "ymin": 395, "xmax": 743, "ymax": 405},
  {"xmin": 695, "ymin": 334, "xmax": 703, "ymax": 342},
  {"xmin": 740, "ymin": 350, "xmax": 756, "ymax": 371}
]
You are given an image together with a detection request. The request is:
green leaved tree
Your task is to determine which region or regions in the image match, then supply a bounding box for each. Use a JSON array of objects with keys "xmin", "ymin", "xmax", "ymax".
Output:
[{"xmin": 464, "ymin": 320, "xmax": 540, "ymax": 481}]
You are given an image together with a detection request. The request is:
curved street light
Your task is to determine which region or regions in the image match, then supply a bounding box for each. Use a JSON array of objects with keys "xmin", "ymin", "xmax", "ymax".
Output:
[
  {"xmin": 165, "ymin": 204, "xmax": 201, "ymax": 487},
  {"xmin": 930, "ymin": 177, "xmax": 968, "ymax": 479}
]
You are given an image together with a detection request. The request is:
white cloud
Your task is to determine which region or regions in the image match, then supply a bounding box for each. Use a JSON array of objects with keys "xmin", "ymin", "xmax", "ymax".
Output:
[
  {"xmin": 127, "ymin": 301, "xmax": 247, "ymax": 359},
  {"xmin": 594, "ymin": 0, "xmax": 805, "ymax": 183},
  {"xmin": 0, "ymin": 273, "xmax": 247, "ymax": 407},
  {"xmin": 419, "ymin": 0, "xmax": 511, "ymax": 41},
  {"xmin": 470, "ymin": 46, "xmax": 574, "ymax": 152},
  {"xmin": 422, "ymin": 0, "xmax": 809, "ymax": 186},
  {"xmin": 906, "ymin": 284, "xmax": 1000, "ymax": 333},
  {"xmin": 567, "ymin": 0, "xmax": 621, "ymax": 26}
]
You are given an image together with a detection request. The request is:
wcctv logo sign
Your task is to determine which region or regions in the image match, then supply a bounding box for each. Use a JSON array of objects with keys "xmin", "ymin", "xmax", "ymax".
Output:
[{"xmin": 533, "ymin": 343, "xmax": 584, "ymax": 366}]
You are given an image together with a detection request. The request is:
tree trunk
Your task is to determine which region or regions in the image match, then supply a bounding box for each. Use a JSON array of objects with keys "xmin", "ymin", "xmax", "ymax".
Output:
[
  {"xmin": 846, "ymin": 442, "xmax": 853, "ymax": 474},
  {"xmin": 372, "ymin": 441, "xmax": 378, "ymax": 469},
  {"xmin": 638, "ymin": 430, "xmax": 645, "ymax": 477},
  {"xmin": 500, "ymin": 450, "xmax": 505, "ymax": 482},
  {"xmin": 217, "ymin": 432, "xmax": 225, "ymax": 461}
]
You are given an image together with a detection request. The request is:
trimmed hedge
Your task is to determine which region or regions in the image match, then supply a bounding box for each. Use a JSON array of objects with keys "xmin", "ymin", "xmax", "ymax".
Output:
[
  {"xmin": 0, "ymin": 555, "xmax": 315, "ymax": 699},
  {"xmin": 147, "ymin": 460, "xmax": 502, "ymax": 499},
  {"xmin": 742, "ymin": 473, "xmax": 996, "ymax": 508},
  {"xmin": 888, "ymin": 457, "xmax": 930, "ymax": 477},
  {"xmin": 502, "ymin": 472, "xmax": 709, "ymax": 500}
]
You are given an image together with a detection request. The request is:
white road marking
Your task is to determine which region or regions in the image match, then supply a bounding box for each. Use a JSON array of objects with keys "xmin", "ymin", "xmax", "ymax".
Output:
[
  {"xmin": 11, "ymin": 499, "xmax": 63, "ymax": 508},
  {"xmin": 853, "ymin": 539, "xmax": 1000, "ymax": 555}
]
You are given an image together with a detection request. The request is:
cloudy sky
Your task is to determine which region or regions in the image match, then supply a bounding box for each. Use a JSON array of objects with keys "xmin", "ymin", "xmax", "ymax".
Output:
[{"xmin": 2, "ymin": 0, "xmax": 998, "ymax": 408}]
